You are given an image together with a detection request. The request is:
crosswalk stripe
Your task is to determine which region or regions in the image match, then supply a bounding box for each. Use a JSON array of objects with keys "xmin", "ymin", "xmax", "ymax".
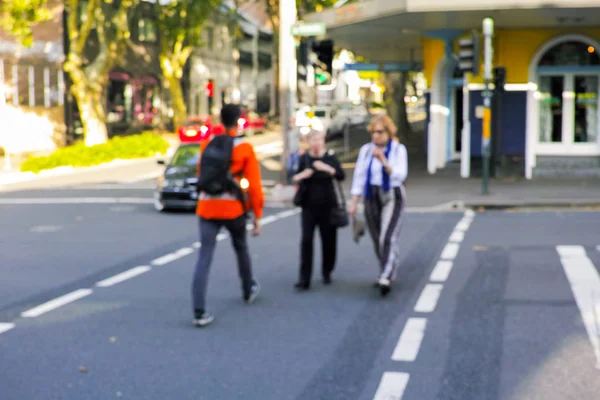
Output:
[{"xmin": 556, "ymin": 245, "xmax": 600, "ymax": 368}]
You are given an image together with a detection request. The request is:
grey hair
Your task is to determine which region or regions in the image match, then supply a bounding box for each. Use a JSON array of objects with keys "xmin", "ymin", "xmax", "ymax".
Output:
[{"xmin": 307, "ymin": 129, "xmax": 325, "ymax": 138}]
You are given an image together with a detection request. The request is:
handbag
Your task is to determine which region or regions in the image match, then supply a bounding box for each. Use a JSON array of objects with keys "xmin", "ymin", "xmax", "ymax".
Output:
[{"xmin": 330, "ymin": 178, "xmax": 349, "ymax": 228}]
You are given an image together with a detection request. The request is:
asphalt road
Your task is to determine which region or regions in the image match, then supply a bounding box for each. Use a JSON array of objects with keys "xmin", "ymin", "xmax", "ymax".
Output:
[{"xmin": 2, "ymin": 177, "xmax": 600, "ymax": 400}]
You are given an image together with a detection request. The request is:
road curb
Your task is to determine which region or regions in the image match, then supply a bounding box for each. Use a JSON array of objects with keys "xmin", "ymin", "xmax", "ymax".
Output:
[
  {"xmin": 462, "ymin": 200, "xmax": 600, "ymax": 210},
  {"xmin": 0, "ymin": 147, "xmax": 177, "ymax": 186}
]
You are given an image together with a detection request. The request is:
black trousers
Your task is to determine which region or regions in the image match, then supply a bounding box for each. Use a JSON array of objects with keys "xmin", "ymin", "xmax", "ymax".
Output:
[{"xmin": 299, "ymin": 206, "xmax": 337, "ymax": 284}]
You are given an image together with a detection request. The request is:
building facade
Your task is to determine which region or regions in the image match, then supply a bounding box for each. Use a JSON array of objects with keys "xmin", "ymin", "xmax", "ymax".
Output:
[
  {"xmin": 0, "ymin": 0, "xmax": 66, "ymax": 154},
  {"xmin": 306, "ymin": 0, "xmax": 600, "ymax": 178}
]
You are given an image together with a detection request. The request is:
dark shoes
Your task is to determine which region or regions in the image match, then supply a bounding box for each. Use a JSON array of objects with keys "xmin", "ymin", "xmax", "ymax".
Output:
[
  {"xmin": 375, "ymin": 278, "xmax": 392, "ymax": 297},
  {"xmin": 244, "ymin": 280, "xmax": 260, "ymax": 304},
  {"xmin": 194, "ymin": 310, "xmax": 215, "ymax": 327},
  {"xmin": 294, "ymin": 281, "xmax": 310, "ymax": 291}
]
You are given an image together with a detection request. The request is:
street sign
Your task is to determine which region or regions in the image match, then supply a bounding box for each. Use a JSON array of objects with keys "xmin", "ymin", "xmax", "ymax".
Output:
[{"xmin": 291, "ymin": 22, "xmax": 326, "ymax": 37}]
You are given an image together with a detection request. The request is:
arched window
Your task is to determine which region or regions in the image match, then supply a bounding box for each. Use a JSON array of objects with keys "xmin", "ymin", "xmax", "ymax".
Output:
[
  {"xmin": 537, "ymin": 39, "xmax": 599, "ymax": 146},
  {"xmin": 539, "ymin": 41, "xmax": 600, "ymax": 67}
]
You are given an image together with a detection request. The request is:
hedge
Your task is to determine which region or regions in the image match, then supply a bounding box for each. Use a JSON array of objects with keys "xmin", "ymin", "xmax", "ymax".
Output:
[{"xmin": 20, "ymin": 132, "xmax": 170, "ymax": 174}]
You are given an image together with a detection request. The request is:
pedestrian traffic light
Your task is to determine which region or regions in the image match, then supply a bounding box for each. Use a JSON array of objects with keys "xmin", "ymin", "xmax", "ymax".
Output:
[
  {"xmin": 457, "ymin": 31, "xmax": 480, "ymax": 76},
  {"xmin": 311, "ymin": 39, "xmax": 333, "ymax": 84}
]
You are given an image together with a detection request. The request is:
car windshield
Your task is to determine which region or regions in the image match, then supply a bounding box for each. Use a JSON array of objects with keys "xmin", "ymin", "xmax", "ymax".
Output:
[{"xmin": 170, "ymin": 145, "xmax": 200, "ymax": 167}]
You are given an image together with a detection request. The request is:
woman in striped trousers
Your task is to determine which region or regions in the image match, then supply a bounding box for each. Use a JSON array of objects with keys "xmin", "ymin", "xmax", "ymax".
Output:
[{"xmin": 348, "ymin": 115, "xmax": 408, "ymax": 297}]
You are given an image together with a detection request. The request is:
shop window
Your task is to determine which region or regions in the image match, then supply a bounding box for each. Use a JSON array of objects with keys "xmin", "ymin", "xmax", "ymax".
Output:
[
  {"xmin": 138, "ymin": 18, "xmax": 157, "ymax": 43},
  {"xmin": 132, "ymin": 77, "xmax": 160, "ymax": 125}
]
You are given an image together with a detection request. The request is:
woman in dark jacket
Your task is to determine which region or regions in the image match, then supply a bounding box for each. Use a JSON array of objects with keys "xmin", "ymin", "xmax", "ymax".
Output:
[{"xmin": 292, "ymin": 129, "xmax": 345, "ymax": 290}]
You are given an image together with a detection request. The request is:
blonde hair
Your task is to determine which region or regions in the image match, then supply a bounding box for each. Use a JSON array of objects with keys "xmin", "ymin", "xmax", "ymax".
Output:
[{"xmin": 367, "ymin": 114, "xmax": 398, "ymax": 141}]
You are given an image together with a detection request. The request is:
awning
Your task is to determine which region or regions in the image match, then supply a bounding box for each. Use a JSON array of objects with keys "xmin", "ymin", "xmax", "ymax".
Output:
[{"xmin": 304, "ymin": 0, "xmax": 600, "ymax": 63}]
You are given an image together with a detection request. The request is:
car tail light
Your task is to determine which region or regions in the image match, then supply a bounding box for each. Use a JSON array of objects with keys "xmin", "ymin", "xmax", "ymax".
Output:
[
  {"xmin": 184, "ymin": 129, "xmax": 198, "ymax": 137},
  {"xmin": 200, "ymin": 126, "xmax": 209, "ymax": 134}
]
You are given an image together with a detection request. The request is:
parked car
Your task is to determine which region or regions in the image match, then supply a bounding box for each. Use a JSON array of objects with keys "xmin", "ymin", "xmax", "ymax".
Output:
[
  {"xmin": 327, "ymin": 101, "xmax": 370, "ymax": 139},
  {"xmin": 154, "ymin": 143, "xmax": 201, "ymax": 212},
  {"xmin": 293, "ymin": 105, "xmax": 331, "ymax": 135},
  {"xmin": 177, "ymin": 116, "xmax": 224, "ymax": 143},
  {"xmin": 238, "ymin": 108, "xmax": 267, "ymax": 136}
]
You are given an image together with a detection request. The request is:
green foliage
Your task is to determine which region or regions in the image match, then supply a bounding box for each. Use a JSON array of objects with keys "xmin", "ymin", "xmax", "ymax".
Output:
[
  {"xmin": 0, "ymin": 0, "xmax": 52, "ymax": 47},
  {"xmin": 20, "ymin": 132, "xmax": 170, "ymax": 173},
  {"xmin": 156, "ymin": 0, "xmax": 221, "ymax": 55}
]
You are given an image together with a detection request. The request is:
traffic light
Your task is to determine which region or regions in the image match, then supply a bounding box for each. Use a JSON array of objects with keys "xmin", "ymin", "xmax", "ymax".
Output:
[
  {"xmin": 457, "ymin": 30, "xmax": 480, "ymax": 76},
  {"xmin": 311, "ymin": 39, "xmax": 333, "ymax": 84}
]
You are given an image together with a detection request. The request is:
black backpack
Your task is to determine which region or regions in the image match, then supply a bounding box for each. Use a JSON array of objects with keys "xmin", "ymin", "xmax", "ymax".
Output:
[{"xmin": 196, "ymin": 135, "xmax": 237, "ymax": 195}]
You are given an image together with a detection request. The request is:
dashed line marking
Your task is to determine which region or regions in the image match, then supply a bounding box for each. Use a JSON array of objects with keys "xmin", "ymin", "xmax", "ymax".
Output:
[
  {"xmin": 96, "ymin": 266, "xmax": 151, "ymax": 288},
  {"xmin": 455, "ymin": 219, "xmax": 472, "ymax": 232},
  {"xmin": 440, "ymin": 243, "xmax": 460, "ymax": 260},
  {"xmin": 414, "ymin": 284, "xmax": 444, "ymax": 313},
  {"xmin": 8, "ymin": 208, "xmax": 303, "ymax": 335},
  {"xmin": 0, "ymin": 323, "xmax": 15, "ymax": 335},
  {"xmin": 429, "ymin": 260, "xmax": 454, "ymax": 283},
  {"xmin": 373, "ymin": 372, "xmax": 410, "ymax": 400},
  {"xmin": 374, "ymin": 210, "xmax": 476, "ymax": 399},
  {"xmin": 391, "ymin": 318, "xmax": 427, "ymax": 362},
  {"xmin": 448, "ymin": 230, "xmax": 464, "ymax": 243},
  {"xmin": 151, "ymin": 247, "xmax": 194, "ymax": 266},
  {"xmin": 21, "ymin": 289, "xmax": 93, "ymax": 318}
]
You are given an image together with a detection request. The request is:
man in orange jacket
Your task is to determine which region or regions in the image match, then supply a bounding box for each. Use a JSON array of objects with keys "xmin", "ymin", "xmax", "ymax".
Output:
[{"xmin": 192, "ymin": 104, "xmax": 264, "ymax": 327}]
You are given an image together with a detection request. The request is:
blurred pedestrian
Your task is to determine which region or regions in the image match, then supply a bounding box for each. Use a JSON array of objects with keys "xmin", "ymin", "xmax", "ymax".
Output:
[
  {"xmin": 192, "ymin": 104, "xmax": 264, "ymax": 327},
  {"xmin": 348, "ymin": 114, "xmax": 408, "ymax": 297},
  {"xmin": 292, "ymin": 129, "xmax": 345, "ymax": 290}
]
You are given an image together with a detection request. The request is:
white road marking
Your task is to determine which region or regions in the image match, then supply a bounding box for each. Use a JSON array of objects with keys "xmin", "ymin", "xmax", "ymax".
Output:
[
  {"xmin": 440, "ymin": 243, "xmax": 460, "ymax": 260},
  {"xmin": 21, "ymin": 289, "xmax": 93, "ymax": 318},
  {"xmin": 455, "ymin": 220, "xmax": 471, "ymax": 232},
  {"xmin": 192, "ymin": 242, "xmax": 201, "ymax": 248},
  {"xmin": 217, "ymin": 233, "xmax": 228, "ymax": 241},
  {"xmin": 465, "ymin": 209, "xmax": 475, "ymax": 217},
  {"xmin": 0, "ymin": 323, "xmax": 15, "ymax": 334},
  {"xmin": 597, "ymin": 245, "xmax": 600, "ymax": 252},
  {"xmin": 123, "ymin": 171, "xmax": 162, "ymax": 183},
  {"xmin": 373, "ymin": 372, "xmax": 410, "ymax": 400},
  {"xmin": 448, "ymin": 230, "xmax": 464, "ymax": 243},
  {"xmin": 557, "ymin": 245, "xmax": 587, "ymax": 258},
  {"xmin": 430, "ymin": 260, "xmax": 454, "ymax": 282},
  {"xmin": 260, "ymin": 215, "xmax": 279, "ymax": 225},
  {"xmin": 30, "ymin": 225, "xmax": 63, "ymax": 233},
  {"xmin": 96, "ymin": 266, "xmax": 151, "ymax": 288},
  {"xmin": 414, "ymin": 284, "xmax": 444, "ymax": 313},
  {"xmin": 391, "ymin": 318, "xmax": 428, "ymax": 362},
  {"xmin": 151, "ymin": 247, "xmax": 194, "ymax": 266},
  {"xmin": 276, "ymin": 208, "xmax": 301, "ymax": 219},
  {"xmin": 0, "ymin": 198, "xmax": 153, "ymax": 205},
  {"xmin": 556, "ymin": 245, "xmax": 600, "ymax": 368}
]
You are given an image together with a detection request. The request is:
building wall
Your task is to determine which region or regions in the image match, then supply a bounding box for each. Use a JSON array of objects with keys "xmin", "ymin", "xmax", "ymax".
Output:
[
  {"xmin": 0, "ymin": 0, "xmax": 66, "ymax": 153},
  {"xmin": 422, "ymin": 38, "xmax": 445, "ymax": 87}
]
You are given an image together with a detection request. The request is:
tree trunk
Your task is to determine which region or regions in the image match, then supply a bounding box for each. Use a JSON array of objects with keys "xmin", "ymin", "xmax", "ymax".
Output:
[
  {"xmin": 70, "ymin": 79, "xmax": 108, "ymax": 146},
  {"xmin": 164, "ymin": 73, "xmax": 187, "ymax": 129}
]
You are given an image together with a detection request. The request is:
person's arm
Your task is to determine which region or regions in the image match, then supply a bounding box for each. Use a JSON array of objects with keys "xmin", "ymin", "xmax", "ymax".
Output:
[
  {"xmin": 385, "ymin": 143, "xmax": 408, "ymax": 183},
  {"xmin": 350, "ymin": 145, "xmax": 369, "ymax": 198},
  {"xmin": 328, "ymin": 153, "xmax": 345, "ymax": 181},
  {"xmin": 292, "ymin": 154, "xmax": 313, "ymax": 183},
  {"xmin": 243, "ymin": 145, "xmax": 264, "ymax": 220},
  {"xmin": 349, "ymin": 145, "xmax": 369, "ymax": 215}
]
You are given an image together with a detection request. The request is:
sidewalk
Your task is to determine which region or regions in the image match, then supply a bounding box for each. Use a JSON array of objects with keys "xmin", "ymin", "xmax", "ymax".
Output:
[{"xmin": 265, "ymin": 162, "xmax": 600, "ymax": 210}]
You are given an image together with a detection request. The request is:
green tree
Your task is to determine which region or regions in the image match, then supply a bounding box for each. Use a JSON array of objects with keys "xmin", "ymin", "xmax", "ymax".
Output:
[
  {"xmin": 63, "ymin": 0, "xmax": 134, "ymax": 146},
  {"xmin": 0, "ymin": 0, "xmax": 51, "ymax": 47},
  {"xmin": 154, "ymin": 0, "xmax": 221, "ymax": 129}
]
